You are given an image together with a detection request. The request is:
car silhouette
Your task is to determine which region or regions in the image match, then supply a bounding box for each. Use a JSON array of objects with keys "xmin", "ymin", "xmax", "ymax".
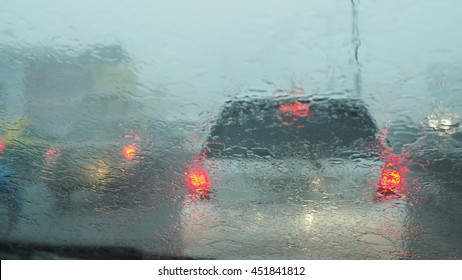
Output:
[{"xmin": 180, "ymin": 95, "xmax": 413, "ymax": 259}]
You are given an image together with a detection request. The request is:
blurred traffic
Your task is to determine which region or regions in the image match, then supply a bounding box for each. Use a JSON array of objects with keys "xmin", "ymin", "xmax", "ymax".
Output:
[{"xmin": 1, "ymin": 0, "xmax": 462, "ymax": 259}]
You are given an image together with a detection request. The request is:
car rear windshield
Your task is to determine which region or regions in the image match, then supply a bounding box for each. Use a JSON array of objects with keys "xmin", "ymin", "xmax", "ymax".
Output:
[{"xmin": 204, "ymin": 97, "xmax": 380, "ymax": 158}]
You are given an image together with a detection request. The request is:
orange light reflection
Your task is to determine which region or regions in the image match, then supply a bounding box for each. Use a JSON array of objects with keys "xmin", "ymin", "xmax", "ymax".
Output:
[{"xmin": 123, "ymin": 143, "xmax": 139, "ymax": 160}]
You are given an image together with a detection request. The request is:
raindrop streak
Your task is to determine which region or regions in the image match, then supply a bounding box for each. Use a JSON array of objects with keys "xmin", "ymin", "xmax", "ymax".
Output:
[{"xmin": 351, "ymin": 0, "xmax": 362, "ymax": 97}]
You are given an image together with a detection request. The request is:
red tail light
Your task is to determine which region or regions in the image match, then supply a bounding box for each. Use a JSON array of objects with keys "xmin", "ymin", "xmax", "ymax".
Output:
[
  {"xmin": 277, "ymin": 101, "xmax": 310, "ymax": 127},
  {"xmin": 185, "ymin": 169, "xmax": 211, "ymax": 196},
  {"xmin": 123, "ymin": 143, "xmax": 139, "ymax": 160},
  {"xmin": 278, "ymin": 102, "xmax": 310, "ymax": 117},
  {"xmin": 378, "ymin": 168, "xmax": 402, "ymax": 193},
  {"xmin": 375, "ymin": 129, "xmax": 411, "ymax": 198}
]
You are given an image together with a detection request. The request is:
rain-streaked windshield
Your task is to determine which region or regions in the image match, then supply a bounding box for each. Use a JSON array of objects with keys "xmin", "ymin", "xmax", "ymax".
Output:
[{"xmin": 1, "ymin": 0, "xmax": 462, "ymax": 260}]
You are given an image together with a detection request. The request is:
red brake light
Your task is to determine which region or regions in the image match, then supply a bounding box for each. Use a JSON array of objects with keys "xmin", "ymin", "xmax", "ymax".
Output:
[
  {"xmin": 377, "ymin": 167, "xmax": 407, "ymax": 196},
  {"xmin": 123, "ymin": 143, "xmax": 139, "ymax": 160},
  {"xmin": 277, "ymin": 101, "xmax": 310, "ymax": 126},
  {"xmin": 375, "ymin": 129, "xmax": 411, "ymax": 198},
  {"xmin": 381, "ymin": 169, "xmax": 402, "ymax": 187},
  {"xmin": 0, "ymin": 141, "xmax": 5, "ymax": 152},
  {"xmin": 185, "ymin": 170, "xmax": 211, "ymax": 196},
  {"xmin": 278, "ymin": 102, "xmax": 310, "ymax": 117}
]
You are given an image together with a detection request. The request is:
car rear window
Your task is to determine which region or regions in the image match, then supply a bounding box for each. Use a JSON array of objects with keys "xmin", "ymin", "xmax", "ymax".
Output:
[{"xmin": 204, "ymin": 97, "xmax": 379, "ymax": 158}]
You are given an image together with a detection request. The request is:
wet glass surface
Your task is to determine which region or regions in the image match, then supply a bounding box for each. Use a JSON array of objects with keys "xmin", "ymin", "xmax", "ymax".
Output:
[{"xmin": 1, "ymin": 0, "xmax": 462, "ymax": 259}]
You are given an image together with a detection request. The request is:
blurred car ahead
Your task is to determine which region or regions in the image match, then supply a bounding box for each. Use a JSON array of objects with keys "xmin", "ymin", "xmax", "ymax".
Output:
[
  {"xmin": 180, "ymin": 96, "xmax": 413, "ymax": 259},
  {"xmin": 41, "ymin": 93, "xmax": 186, "ymax": 210}
]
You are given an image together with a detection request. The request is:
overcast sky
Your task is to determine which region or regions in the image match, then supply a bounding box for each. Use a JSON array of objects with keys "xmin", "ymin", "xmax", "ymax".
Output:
[{"xmin": 2, "ymin": 0, "xmax": 462, "ymax": 122}]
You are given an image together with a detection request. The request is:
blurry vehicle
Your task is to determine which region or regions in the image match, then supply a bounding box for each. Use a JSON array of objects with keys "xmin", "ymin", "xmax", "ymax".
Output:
[
  {"xmin": 0, "ymin": 44, "xmax": 183, "ymax": 211},
  {"xmin": 43, "ymin": 94, "xmax": 152, "ymax": 209},
  {"xmin": 0, "ymin": 44, "xmax": 190, "ymax": 258},
  {"xmin": 180, "ymin": 96, "xmax": 413, "ymax": 259},
  {"xmin": 44, "ymin": 94, "xmax": 188, "ymax": 212}
]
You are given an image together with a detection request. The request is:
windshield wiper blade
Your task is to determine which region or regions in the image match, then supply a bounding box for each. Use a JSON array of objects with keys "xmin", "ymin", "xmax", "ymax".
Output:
[{"xmin": 0, "ymin": 241, "xmax": 193, "ymax": 260}]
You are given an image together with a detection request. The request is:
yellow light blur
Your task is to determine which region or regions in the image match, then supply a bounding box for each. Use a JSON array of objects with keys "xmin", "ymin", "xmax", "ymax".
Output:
[
  {"xmin": 82, "ymin": 161, "xmax": 114, "ymax": 188},
  {"xmin": 123, "ymin": 143, "xmax": 139, "ymax": 160},
  {"xmin": 382, "ymin": 169, "xmax": 401, "ymax": 186},
  {"xmin": 190, "ymin": 173, "xmax": 207, "ymax": 187}
]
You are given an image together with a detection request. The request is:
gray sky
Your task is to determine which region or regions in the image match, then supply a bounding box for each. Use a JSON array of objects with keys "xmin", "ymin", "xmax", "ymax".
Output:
[{"xmin": 2, "ymin": 0, "xmax": 462, "ymax": 122}]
